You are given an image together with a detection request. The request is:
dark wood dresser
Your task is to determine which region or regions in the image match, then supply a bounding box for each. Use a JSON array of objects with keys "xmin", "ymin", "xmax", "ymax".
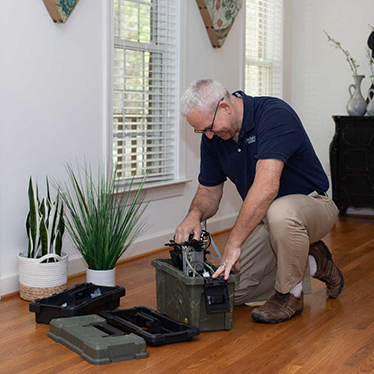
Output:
[{"xmin": 330, "ymin": 116, "xmax": 374, "ymax": 216}]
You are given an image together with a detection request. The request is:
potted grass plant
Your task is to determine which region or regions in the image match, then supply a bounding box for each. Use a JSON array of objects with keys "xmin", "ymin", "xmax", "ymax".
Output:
[
  {"xmin": 18, "ymin": 177, "xmax": 67, "ymax": 301},
  {"xmin": 58, "ymin": 162, "xmax": 148, "ymax": 286}
]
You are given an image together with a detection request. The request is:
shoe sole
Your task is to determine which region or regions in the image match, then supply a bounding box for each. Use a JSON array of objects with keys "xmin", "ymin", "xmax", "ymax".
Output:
[
  {"xmin": 245, "ymin": 300, "xmax": 267, "ymax": 307},
  {"xmin": 251, "ymin": 308, "xmax": 303, "ymax": 324},
  {"xmin": 317, "ymin": 241, "xmax": 345, "ymax": 299}
]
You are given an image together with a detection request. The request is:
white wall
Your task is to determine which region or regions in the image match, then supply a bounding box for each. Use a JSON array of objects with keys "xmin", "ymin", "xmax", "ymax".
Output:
[
  {"xmin": 0, "ymin": 0, "xmax": 243, "ymax": 295},
  {"xmin": 0, "ymin": 0, "xmax": 108, "ymax": 295},
  {"xmin": 284, "ymin": 0, "xmax": 374, "ymax": 218}
]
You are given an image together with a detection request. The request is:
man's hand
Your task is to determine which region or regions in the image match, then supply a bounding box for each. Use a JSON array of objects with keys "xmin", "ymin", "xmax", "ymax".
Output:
[
  {"xmin": 175, "ymin": 183, "xmax": 223, "ymax": 244},
  {"xmin": 174, "ymin": 214, "xmax": 202, "ymax": 244},
  {"xmin": 212, "ymin": 244, "xmax": 241, "ymax": 280}
]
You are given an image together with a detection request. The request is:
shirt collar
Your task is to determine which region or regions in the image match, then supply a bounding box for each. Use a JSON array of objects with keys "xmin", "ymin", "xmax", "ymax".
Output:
[{"xmin": 232, "ymin": 90, "xmax": 255, "ymax": 139}]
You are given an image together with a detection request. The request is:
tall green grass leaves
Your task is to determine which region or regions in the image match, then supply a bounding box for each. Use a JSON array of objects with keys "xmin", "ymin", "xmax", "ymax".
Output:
[
  {"xmin": 26, "ymin": 177, "xmax": 65, "ymax": 258},
  {"xmin": 59, "ymin": 162, "xmax": 148, "ymax": 270}
]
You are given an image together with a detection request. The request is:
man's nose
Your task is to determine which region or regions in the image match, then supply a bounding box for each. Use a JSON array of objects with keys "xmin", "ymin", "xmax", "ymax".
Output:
[{"xmin": 205, "ymin": 131, "xmax": 214, "ymax": 139}]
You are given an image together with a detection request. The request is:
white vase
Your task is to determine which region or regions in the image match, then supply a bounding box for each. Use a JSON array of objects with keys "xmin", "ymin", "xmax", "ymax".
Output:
[
  {"xmin": 346, "ymin": 75, "xmax": 366, "ymax": 116},
  {"xmin": 18, "ymin": 252, "xmax": 68, "ymax": 301},
  {"xmin": 86, "ymin": 268, "xmax": 116, "ymax": 286},
  {"xmin": 367, "ymin": 88, "xmax": 374, "ymax": 116}
]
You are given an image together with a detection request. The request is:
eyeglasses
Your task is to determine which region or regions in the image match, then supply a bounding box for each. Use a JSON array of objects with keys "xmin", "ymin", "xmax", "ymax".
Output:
[{"xmin": 194, "ymin": 97, "xmax": 224, "ymax": 134}]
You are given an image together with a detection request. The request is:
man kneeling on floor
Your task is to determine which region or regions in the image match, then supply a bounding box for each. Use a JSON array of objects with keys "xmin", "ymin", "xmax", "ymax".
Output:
[{"xmin": 174, "ymin": 79, "xmax": 344, "ymax": 324}]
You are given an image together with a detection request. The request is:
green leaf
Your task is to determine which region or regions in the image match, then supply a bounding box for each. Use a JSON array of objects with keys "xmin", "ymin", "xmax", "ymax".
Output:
[
  {"xmin": 49, "ymin": 193, "xmax": 60, "ymax": 248},
  {"xmin": 28, "ymin": 177, "xmax": 39, "ymax": 257},
  {"xmin": 40, "ymin": 217, "xmax": 49, "ymax": 257},
  {"xmin": 36, "ymin": 184, "xmax": 40, "ymax": 207},
  {"xmin": 39, "ymin": 198, "xmax": 46, "ymax": 219},
  {"xmin": 56, "ymin": 205, "xmax": 65, "ymax": 255},
  {"xmin": 55, "ymin": 231, "xmax": 62, "ymax": 256},
  {"xmin": 26, "ymin": 213, "xmax": 32, "ymax": 258},
  {"xmin": 46, "ymin": 177, "xmax": 52, "ymax": 219}
]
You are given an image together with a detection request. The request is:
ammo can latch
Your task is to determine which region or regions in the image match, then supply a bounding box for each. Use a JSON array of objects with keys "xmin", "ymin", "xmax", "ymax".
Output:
[{"xmin": 204, "ymin": 278, "xmax": 230, "ymax": 314}]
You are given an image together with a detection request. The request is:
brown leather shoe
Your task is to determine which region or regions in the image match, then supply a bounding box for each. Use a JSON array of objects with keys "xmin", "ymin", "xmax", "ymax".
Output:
[
  {"xmin": 309, "ymin": 241, "xmax": 344, "ymax": 299},
  {"xmin": 251, "ymin": 292, "xmax": 304, "ymax": 324}
]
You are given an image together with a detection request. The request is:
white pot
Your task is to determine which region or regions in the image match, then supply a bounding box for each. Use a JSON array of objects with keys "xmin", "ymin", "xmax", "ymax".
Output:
[
  {"xmin": 86, "ymin": 267, "xmax": 116, "ymax": 286},
  {"xmin": 18, "ymin": 252, "xmax": 68, "ymax": 301}
]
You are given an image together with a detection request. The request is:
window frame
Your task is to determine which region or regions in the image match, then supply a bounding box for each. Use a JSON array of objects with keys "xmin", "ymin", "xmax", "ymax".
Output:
[{"xmin": 105, "ymin": 0, "xmax": 190, "ymax": 198}]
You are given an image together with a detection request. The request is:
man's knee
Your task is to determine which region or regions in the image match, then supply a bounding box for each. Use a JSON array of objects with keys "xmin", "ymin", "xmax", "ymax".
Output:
[{"xmin": 264, "ymin": 196, "xmax": 304, "ymax": 241}]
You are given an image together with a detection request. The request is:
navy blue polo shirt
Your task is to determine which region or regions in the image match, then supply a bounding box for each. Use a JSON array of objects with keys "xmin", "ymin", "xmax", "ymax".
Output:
[{"xmin": 198, "ymin": 91, "xmax": 329, "ymax": 200}]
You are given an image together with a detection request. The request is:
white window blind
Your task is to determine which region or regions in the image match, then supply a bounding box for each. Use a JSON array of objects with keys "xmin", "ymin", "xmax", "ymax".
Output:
[
  {"xmin": 245, "ymin": 0, "xmax": 283, "ymax": 97},
  {"xmin": 113, "ymin": 0, "xmax": 178, "ymax": 185}
]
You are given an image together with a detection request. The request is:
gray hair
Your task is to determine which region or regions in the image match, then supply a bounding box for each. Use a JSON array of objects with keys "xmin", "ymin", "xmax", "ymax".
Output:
[{"xmin": 180, "ymin": 79, "xmax": 231, "ymax": 117}]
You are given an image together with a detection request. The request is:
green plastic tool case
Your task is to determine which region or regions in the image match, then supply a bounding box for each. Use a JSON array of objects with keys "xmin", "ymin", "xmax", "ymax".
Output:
[
  {"xmin": 48, "ymin": 314, "xmax": 148, "ymax": 365},
  {"xmin": 151, "ymin": 258, "xmax": 239, "ymax": 332}
]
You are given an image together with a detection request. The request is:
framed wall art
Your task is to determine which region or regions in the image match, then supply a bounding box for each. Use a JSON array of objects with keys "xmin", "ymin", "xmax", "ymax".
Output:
[
  {"xmin": 196, "ymin": 0, "xmax": 243, "ymax": 48},
  {"xmin": 42, "ymin": 0, "xmax": 80, "ymax": 23}
]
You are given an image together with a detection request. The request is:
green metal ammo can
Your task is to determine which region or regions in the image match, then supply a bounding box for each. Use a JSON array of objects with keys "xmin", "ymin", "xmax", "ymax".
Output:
[{"xmin": 151, "ymin": 258, "xmax": 239, "ymax": 332}]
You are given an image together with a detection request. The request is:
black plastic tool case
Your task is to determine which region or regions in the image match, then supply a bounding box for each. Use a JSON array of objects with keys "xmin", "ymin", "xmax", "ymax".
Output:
[
  {"xmin": 100, "ymin": 306, "xmax": 200, "ymax": 346},
  {"xmin": 30, "ymin": 283, "xmax": 126, "ymax": 324}
]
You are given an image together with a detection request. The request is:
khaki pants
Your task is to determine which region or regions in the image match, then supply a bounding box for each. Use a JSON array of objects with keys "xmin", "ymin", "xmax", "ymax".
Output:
[{"xmin": 234, "ymin": 191, "xmax": 339, "ymax": 305}]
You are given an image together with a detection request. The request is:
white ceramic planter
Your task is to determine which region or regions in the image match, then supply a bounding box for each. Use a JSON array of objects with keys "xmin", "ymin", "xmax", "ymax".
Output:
[
  {"xmin": 86, "ymin": 268, "xmax": 116, "ymax": 286},
  {"xmin": 18, "ymin": 252, "xmax": 68, "ymax": 301}
]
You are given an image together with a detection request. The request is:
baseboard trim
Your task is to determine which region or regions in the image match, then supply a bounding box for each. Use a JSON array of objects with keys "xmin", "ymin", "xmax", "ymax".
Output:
[{"xmin": 0, "ymin": 213, "xmax": 236, "ymax": 298}]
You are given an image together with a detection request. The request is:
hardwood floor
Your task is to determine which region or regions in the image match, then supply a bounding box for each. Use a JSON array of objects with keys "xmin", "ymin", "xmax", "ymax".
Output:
[{"xmin": 1, "ymin": 216, "xmax": 374, "ymax": 374}]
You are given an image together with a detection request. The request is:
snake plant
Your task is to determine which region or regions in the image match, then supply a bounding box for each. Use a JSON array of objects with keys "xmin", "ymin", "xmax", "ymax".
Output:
[
  {"xmin": 57, "ymin": 162, "xmax": 148, "ymax": 270},
  {"xmin": 26, "ymin": 177, "xmax": 65, "ymax": 258}
]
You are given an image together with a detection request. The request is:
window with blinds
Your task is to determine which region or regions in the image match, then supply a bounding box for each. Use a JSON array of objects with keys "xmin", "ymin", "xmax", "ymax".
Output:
[
  {"xmin": 113, "ymin": 0, "xmax": 178, "ymax": 185},
  {"xmin": 245, "ymin": 0, "xmax": 283, "ymax": 97}
]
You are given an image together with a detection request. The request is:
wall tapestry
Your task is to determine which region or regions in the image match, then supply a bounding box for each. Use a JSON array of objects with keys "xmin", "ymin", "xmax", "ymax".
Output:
[
  {"xmin": 42, "ymin": 0, "xmax": 80, "ymax": 23},
  {"xmin": 196, "ymin": 0, "xmax": 243, "ymax": 48}
]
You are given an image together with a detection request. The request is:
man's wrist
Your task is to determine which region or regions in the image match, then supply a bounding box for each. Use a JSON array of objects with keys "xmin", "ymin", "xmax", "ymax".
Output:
[
  {"xmin": 227, "ymin": 230, "xmax": 245, "ymax": 249},
  {"xmin": 186, "ymin": 209, "xmax": 202, "ymax": 222},
  {"xmin": 226, "ymin": 240, "xmax": 242, "ymax": 249}
]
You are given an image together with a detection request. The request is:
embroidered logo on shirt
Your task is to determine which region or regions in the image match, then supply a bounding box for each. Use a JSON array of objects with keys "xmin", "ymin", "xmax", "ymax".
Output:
[{"xmin": 245, "ymin": 135, "xmax": 256, "ymax": 145}]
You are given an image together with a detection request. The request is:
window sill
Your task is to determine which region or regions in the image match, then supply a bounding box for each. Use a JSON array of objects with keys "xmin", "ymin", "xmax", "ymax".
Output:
[
  {"xmin": 142, "ymin": 179, "xmax": 193, "ymax": 202},
  {"xmin": 118, "ymin": 178, "xmax": 193, "ymax": 203}
]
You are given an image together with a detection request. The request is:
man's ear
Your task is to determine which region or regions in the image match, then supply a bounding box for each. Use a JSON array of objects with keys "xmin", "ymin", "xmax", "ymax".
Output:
[{"xmin": 220, "ymin": 101, "xmax": 232, "ymax": 114}]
